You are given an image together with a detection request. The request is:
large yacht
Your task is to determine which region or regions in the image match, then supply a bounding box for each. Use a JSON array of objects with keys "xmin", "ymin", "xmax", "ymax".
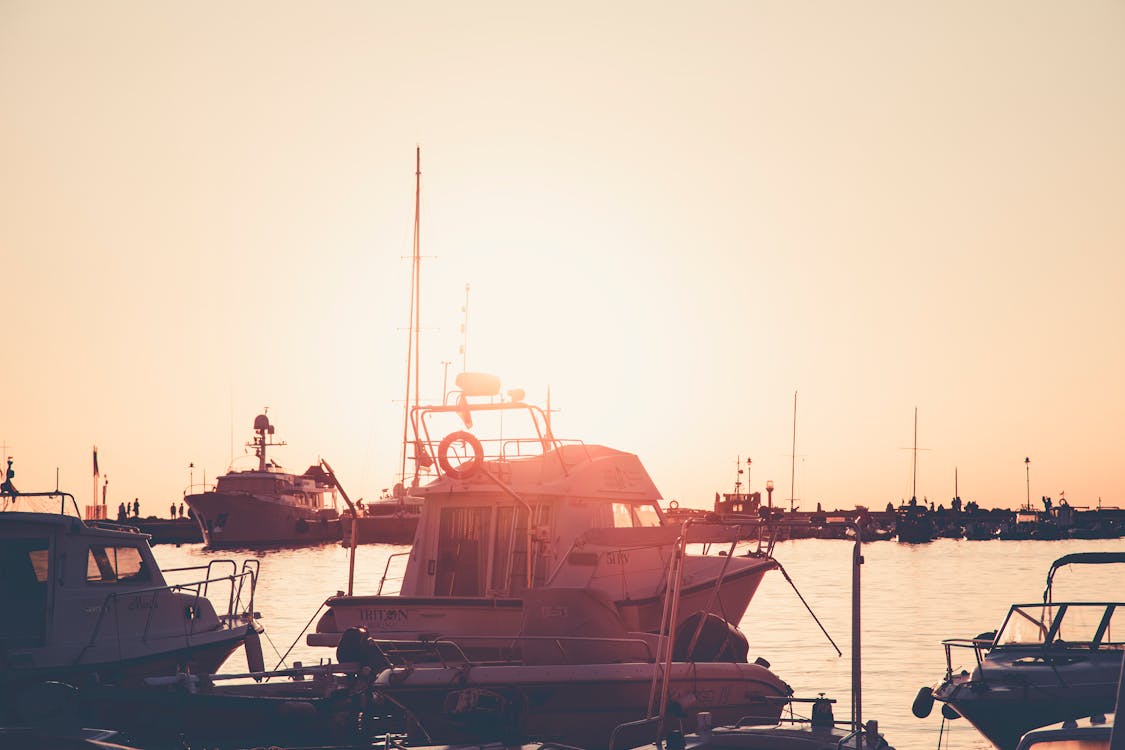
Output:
[
  {"xmin": 186, "ymin": 413, "xmax": 341, "ymax": 547},
  {"xmin": 308, "ymin": 373, "xmax": 777, "ymax": 649},
  {"xmin": 0, "ymin": 472, "xmax": 262, "ymax": 719}
]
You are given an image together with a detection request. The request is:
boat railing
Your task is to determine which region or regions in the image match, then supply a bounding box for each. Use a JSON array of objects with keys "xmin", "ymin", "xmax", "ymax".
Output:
[
  {"xmin": 941, "ymin": 637, "xmax": 993, "ymax": 678},
  {"xmin": 372, "ymin": 633, "xmax": 659, "ymax": 670},
  {"xmin": 377, "ymin": 551, "xmax": 411, "ymax": 595},
  {"xmin": 76, "ymin": 565, "xmax": 258, "ymax": 665}
]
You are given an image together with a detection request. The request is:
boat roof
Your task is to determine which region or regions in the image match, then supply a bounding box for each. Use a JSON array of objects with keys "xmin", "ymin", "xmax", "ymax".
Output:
[
  {"xmin": 1045, "ymin": 552, "xmax": 1125, "ymax": 602},
  {"xmin": 0, "ymin": 510, "xmax": 152, "ymax": 541}
]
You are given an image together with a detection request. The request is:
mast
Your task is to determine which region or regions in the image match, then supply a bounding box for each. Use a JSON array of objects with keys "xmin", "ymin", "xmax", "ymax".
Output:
[
  {"xmin": 401, "ymin": 148, "xmax": 422, "ymax": 487},
  {"xmin": 911, "ymin": 407, "xmax": 918, "ymax": 502},
  {"xmin": 789, "ymin": 390, "xmax": 797, "ymax": 513}
]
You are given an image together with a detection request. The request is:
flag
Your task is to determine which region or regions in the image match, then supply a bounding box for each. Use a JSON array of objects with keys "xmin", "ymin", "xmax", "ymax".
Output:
[{"xmin": 93, "ymin": 446, "xmax": 99, "ymax": 478}]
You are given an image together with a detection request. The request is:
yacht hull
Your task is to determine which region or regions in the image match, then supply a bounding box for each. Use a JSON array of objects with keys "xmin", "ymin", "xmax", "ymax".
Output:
[
  {"xmin": 187, "ymin": 492, "xmax": 340, "ymax": 547},
  {"xmin": 309, "ymin": 560, "xmax": 773, "ymax": 649}
]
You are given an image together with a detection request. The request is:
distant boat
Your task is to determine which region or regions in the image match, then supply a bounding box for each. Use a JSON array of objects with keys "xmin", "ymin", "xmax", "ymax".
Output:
[
  {"xmin": 339, "ymin": 490, "xmax": 421, "ymax": 545},
  {"xmin": 185, "ymin": 413, "xmax": 341, "ymax": 547}
]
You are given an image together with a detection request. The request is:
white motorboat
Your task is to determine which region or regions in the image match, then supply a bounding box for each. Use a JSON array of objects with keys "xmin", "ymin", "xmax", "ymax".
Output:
[
  {"xmin": 186, "ymin": 412, "xmax": 342, "ymax": 546},
  {"xmin": 915, "ymin": 552, "xmax": 1125, "ymax": 750},
  {"xmin": 0, "ymin": 474, "xmax": 263, "ymax": 723},
  {"xmin": 308, "ymin": 374, "xmax": 776, "ymax": 650}
]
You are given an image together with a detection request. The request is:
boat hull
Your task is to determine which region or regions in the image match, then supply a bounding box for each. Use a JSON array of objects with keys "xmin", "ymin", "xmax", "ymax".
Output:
[
  {"xmin": 187, "ymin": 492, "xmax": 340, "ymax": 547},
  {"xmin": 934, "ymin": 652, "xmax": 1123, "ymax": 750},
  {"xmin": 340, "ymin": 513, "xmax": 419, "ymax": 545},
  {"xmin": 376, "ymin": 661, "xmax": 791, "ymax": 748}
]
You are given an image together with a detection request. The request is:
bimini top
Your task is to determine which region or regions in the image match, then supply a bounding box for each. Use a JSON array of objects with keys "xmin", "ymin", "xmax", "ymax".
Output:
[{"xmin": 1044, "ymin": 552, "xmax": 1125, "ymax": 603}]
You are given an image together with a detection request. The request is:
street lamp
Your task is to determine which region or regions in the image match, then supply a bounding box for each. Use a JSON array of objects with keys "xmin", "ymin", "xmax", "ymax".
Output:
[{"xmin": 1024, "ymin": 457, "xmax": 1031, "ymax": 511}]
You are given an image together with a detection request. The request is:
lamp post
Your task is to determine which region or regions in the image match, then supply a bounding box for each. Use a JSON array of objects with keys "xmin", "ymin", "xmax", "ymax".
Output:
[{"xmin": 1024, "ymin": 457, "xmax": 1031, "ymax": 511}]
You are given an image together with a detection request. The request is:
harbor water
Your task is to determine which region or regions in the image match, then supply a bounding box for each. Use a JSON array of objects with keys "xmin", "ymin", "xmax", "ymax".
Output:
[{"xmin": 152, "ymin": 537, "xmax": 1125, "ymax": 750}]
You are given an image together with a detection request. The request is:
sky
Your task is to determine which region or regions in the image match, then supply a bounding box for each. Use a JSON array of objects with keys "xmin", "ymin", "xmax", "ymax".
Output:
[{"xmin": 1, "ymin": 1, "xmax": 1122, "ymax": 513}]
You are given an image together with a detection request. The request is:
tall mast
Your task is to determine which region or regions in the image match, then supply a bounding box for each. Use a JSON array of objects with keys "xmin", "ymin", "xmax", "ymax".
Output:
[
  {"xmin": 400, "ymin": 147, "xmax": 422, "ymax": 486},
  {"xmin": 789, "ymin": 390, "xmax": 797, "ymax": 513},
  {"xmin": 911, "ymin": 407, "xmax": 918, "ymax": 502}
]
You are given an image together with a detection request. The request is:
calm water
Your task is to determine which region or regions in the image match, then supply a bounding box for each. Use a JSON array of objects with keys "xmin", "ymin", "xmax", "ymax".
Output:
[{"xmin": 152, "ymin": 537, "xmax": 1125, "ymax": 750}]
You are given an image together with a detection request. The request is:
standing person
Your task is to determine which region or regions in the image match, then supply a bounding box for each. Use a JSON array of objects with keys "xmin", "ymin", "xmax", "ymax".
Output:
[
  {"xmin": 170, "ymin": 502, "xmax": 176, "ymax": 519},
  {"xmin": 117, "ymin": 502, "xmax": 127, "ymax": 521},
  {"xmin": 178, "ymin": 502, "xmax": 184, "ymax": 518},
  {"xmin": 133, "ymin": 498, "xmax": 140, "ymax": 517}
]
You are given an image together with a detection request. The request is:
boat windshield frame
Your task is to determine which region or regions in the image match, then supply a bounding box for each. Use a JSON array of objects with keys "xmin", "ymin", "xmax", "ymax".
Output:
[
  {"xmin": 1, "ymin": 489, "xmax": 83, "ymax": 518},
  {"xmin": 992, "ymin": 601, "xmax": 1124, "ymax": 649}
]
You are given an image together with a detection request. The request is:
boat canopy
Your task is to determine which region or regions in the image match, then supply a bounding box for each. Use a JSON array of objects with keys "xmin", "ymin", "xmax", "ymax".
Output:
[{"xmin": 1044, "ymin": 552, "xmax": 1125, "ymax": 603}]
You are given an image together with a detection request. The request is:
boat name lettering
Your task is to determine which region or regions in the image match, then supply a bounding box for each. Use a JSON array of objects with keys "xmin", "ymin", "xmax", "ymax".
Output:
[
  {"xmin": 359, "ymin": 608, "xmax": 408, "ymax": 627},
  {"xmin": 127, "ymin": 596, "xmax": 157, "ymax": 611},
  {"xmin": 605, "ymin": 551, "xmax": 630, "ymax": 566}
]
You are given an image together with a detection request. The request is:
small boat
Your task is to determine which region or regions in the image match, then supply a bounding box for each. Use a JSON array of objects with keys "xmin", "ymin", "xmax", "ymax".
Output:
[
  {"xmin": 75, "ymin": 661, "xmax": 400, "ymax": 748},
  {"xmin": 0, "ymin": 469, "xmax": 263, "ymax": 724},
  {"xmin": 894, "ymin": 501, "xmax": 935, "ymax": 543},
  {"xmin": 914, "ymin": 551, "xmax": 1125, "ymax": 750},
  {"xmin": 185, "ymin": 412, "xmax": 342, "ymax": 547}
]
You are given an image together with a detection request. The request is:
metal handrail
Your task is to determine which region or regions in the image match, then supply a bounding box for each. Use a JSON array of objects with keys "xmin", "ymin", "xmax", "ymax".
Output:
[
  {"xmin": 377, "ymin": 551, "xmax": 411, "ymax": 595},
  {"xmin": 74, "ymin": 568, "xmax": 257, "ymax": 666}
]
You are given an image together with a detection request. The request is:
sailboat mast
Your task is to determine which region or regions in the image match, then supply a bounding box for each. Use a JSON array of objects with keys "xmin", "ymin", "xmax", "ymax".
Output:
[
  {"xmin": 911, "ymin": 407, "xmax": 918, "ymax": 502},
  {"xmin": 789, "ymin": 390, "xmax": 797, "ymax": 513},
  {"xmin": 400, "ymin": 148, "xmax": 422, "ymax": 486}
]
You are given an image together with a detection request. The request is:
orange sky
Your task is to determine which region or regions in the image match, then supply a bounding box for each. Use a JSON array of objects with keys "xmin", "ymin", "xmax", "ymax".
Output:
[{"xmin": 2, "ymin": 1, "xmax": 1122, "ymax": 512}]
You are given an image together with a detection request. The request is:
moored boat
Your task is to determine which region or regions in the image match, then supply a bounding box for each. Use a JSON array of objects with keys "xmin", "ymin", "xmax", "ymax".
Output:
[
  {"xmin": 308, "ymin": 375, "xmax": 777, "ymax": 651},
  {"xmin": 915, "ymin": 551, "xmax": 1125, "ymax": 750},
  {"xmin": 185, "ymin": 412, "xmax": 342, "ymax": 547},
  {"xmin": 0, "ymin": 470, "xmax": 263, "ymax": 724}
]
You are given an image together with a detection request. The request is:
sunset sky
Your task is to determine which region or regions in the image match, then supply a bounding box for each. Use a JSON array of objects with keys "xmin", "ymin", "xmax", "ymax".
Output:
[{"xmin": 2, "ymin": 1, "xmax": 1122, "ymax": 513}]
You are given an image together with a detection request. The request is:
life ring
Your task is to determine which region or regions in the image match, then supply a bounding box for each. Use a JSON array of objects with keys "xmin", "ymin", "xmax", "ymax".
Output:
[
  {"xmin": 668, "ymin": 500, "xmax": 680, "ymax": 510},
  {"xmin": 438, "ymin": 431, "xmax": 483, "ymax": 479}
]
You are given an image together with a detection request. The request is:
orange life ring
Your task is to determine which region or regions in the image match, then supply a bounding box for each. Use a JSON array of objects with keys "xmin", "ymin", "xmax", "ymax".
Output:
[
  {"xmin": 669, "ymin": 500, "xmax": 680, "ymax": 510},
  {"xmin": 437, "ymin": 431, "xmax": 483, "ymax": 479}
]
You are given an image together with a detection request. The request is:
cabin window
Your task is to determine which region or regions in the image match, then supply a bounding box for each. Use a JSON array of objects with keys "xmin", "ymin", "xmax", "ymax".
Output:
[
  {"xmin": 434, "ymin": 507, "xmax": 492, "ymax": 596},
  {"xmin": 612, "ymin": 503, "xmax": 634, "ymax": 528},
  {"xmin": 491, "ymin": 504, "xmax": 552, "ymax": 593},
  {"xmin": 86, "ymin": 545, "xmax": 152, "ymax": 584},
  {"xmin": 633, "ymin": 504, "xmax": 661, "ymax": 527},
  {"xmin": 0, "ymin": 537, "xmax": 49, "ymax": 646},
  {"xmin": 608, "ymin": 502, "xmax": 661, "ymax": 528}
]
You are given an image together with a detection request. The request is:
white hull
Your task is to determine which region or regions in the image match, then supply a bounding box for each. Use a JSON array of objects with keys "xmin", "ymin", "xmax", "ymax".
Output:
[{"xmin": 310, "ymin": 558, "xmax": 773, "ymax": 648}]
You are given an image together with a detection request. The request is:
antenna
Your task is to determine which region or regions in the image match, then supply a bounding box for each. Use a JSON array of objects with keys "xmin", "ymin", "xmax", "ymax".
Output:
[
  {"xmin": 789, "ymin": 391, "xmax": 798, "ymax": 513},
  {"xmin": 459, "ymin": 283, "xmax": 470, "ymax": 372}
]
